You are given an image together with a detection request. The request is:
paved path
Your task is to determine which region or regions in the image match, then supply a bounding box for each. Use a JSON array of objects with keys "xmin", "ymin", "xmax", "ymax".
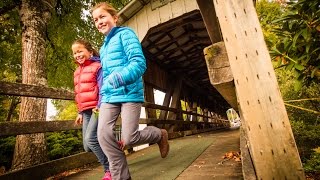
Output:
[{"xmin": 63, "ymin": 129, "xmax": 241, "ymax": 180}]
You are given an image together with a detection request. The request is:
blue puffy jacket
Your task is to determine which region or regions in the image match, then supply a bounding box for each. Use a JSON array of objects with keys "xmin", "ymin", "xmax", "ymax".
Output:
[{"xmin": 99, "ymin": 27, "xmax": 146, "ymax": 103}]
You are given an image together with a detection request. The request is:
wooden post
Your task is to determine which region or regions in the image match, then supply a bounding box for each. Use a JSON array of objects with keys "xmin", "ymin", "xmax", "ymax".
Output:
[
  {"xmin": 159, "ymin": 79, "xmax": 174, "ymax": 121},
  {"xmin": 144, "ymin": 84, "xmax": 157, "ymax": 118},
  {"xmin": 203, "ymin": 108, "xmax": 208, "ymax": 122},
  {"xmin": 191, "ymin": 99, "xmax": 198, "ymax": 122},
  {"xmin": 203, "ymin": 0, "xmax": 305, "ymax": 179},
  {"xmin": 196, "ymin": 0, "xmax": 222, "ymax": 44},
  {"xmin": 167, "ymin": 78, "xmax": 183, "ymax": 132}
]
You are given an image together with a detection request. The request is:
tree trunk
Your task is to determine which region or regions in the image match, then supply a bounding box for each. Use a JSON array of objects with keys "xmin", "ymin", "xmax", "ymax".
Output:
[{"xmin": 11, "ymin": 0, "xmax": 55, "ymax": 170}]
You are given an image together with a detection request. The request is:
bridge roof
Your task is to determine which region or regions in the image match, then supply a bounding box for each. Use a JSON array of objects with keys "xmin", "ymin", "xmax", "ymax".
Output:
[{"xmin": 118, "ymin": 0, "xmax": 230, "ymax": 110}]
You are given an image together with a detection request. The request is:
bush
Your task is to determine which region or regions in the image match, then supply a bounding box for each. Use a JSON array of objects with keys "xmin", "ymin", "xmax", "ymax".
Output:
[
  {"xmin": 0, "ymin": 136, "xmax": 15, "ymax": 171},
  {"xmin": 46, "ymin": 130, "xmax": 83, "ymax": 160}
]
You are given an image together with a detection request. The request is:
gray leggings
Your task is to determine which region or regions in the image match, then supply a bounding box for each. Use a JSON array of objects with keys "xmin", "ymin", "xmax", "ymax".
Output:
[{"xmin": 98, "ymin": 103, "xmax": 162, "ymax": 180}]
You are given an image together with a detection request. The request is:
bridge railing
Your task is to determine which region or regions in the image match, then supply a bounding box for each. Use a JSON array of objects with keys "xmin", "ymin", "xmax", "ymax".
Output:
[{"xmin": 0, "ymin": 81, "xmax": 228, "ymax": 179}]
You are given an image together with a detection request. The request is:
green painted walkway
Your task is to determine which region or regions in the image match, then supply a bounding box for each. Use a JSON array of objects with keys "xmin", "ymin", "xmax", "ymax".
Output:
[{"xmin": 63, "ymin": 129, "xmax": 242, "ymax": 180}]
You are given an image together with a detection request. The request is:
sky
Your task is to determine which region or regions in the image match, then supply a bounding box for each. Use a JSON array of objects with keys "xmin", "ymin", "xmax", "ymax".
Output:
[{"xmin": 46, "ymin": 99, "xmax": 57, "ymax": 120}]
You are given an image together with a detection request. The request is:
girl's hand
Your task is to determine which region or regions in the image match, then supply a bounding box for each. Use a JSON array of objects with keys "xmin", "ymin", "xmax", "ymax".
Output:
[
  {"xmin": 75, "ymin": 114, "xmax": 83, "ymax": 125},
  {"xmin": 92, "ymin": 107, "xmax": 99, "ymax": 113},
  {"xmin": 92, "ymin": 107, "xmax": 99, "ymax": 120}
]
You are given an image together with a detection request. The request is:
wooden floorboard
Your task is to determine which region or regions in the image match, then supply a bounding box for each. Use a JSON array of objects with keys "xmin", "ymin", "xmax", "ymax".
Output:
[
  {"xmin": 176, "ymin": 129, "xmax": 242, "ymax": 180},
  {"xmin": 60, "ymin": 129, "xmax": 242, "ymax": 180}
]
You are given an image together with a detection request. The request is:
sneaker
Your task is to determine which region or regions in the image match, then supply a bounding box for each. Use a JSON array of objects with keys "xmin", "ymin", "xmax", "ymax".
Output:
[
  {"xmin": 157, "ymin": 129, "xmax": 169, "ymax": 158},
  {"xmin": 102, "ymin": 171, "xmax": 112, "ymax": 180}
]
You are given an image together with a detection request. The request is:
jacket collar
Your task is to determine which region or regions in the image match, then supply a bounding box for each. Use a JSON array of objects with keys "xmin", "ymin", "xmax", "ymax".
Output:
[{"xmin": 104, "ymin": 26, "xmax": 119, "ymax": 43}]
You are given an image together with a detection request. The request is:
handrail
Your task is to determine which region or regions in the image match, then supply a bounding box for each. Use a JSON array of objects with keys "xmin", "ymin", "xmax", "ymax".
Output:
[
  {"xmin": 0, "ymin": 81, "xmax": 74, "ymax": 100},
  {"xmin": 0, "ymin": 118, "xmax": 226, "ymax": 137},
  {"xmin": 0, "ymin": 81, "xmax": 228, "ymax": 179},
  {"xmin": 0, "ymin": 81, "xmax": 228, "ymax": 123}
]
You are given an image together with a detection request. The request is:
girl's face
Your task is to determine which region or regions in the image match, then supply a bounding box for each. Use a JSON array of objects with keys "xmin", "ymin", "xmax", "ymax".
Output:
[
  {"xmin": 92, "ymin": 7, "xmax": 118, "ymax": 35},
  {"xmin": 72, "ymin": 43, "xmax": 92, "ymax": 64}
]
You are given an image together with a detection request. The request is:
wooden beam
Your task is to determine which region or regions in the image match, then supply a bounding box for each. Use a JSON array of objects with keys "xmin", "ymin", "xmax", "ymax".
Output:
[
  {"xmin": 168, "ymin": 59, "xmax": 206, "ymax": 71},
  {"xmin": 144, "ymin": 84, "xmax": 157, "ymax": 118},
  {"xmin": 165, "ymin": 49, "xmax": 204, "ymax": 63},
  {"xmin": 168, "ymin": 78, "xmax": 182, "ymax": 120},
  {"xmin": 0, "ymin": 81, "xmax": 74, "ymax": 100},
  {"xmin": 0, "ymin": 120, "xmax": 81, "ymax": 136},
  {"xmin": 0, "ymin": 152, "xmax": 97, "ymax": 180},
  {"xmin": 144, "ymin": 102, "xmax": 177, "ymax": 113},
  {"xmin": 159, "ymin": 78, "xmax": 174, "ymax": 121},
  {"xmin": 196, "ymin": 0, "xmax": 222, "ymax": 43},
  {"xmin": 164, "ymin": 48, "xmax": 200, "ymax": 61},
  {"xmin": 0, "ymin": 116, "xmax": 227, "ymax": 137},
  {"xmin": 212, "ymin": 0, "xmax": 305, "ymax": 178},
  {"xmin": 143, "ymin": 11, "xmax": 202, "ymax": 40},
  {"xmin": 152, "ymin": 28, "xmax": 208, "ymax": 48},
  {"xmin": 153, "ymin": 40, "xmax": 210, "ymax": 57},
  {"xmin": 143, "ymin": 119, "xmax": 225, "ymax": 125},
  {"xmin": 240, "ymin": 126, "xmax": 257, "ymax": 180},
  {"xmin": 167, "ymin": 127, "xmax": 226, "ymax": 139},
  {"xmin": 204, "ymin": 42, "xmax": 238, "ymax": 110}
]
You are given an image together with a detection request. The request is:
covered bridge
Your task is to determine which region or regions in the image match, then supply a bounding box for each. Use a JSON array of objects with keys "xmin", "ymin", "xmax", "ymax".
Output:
[{"xmin": 0, "ymin": 0, "xmax": 305, "ymax": 179}]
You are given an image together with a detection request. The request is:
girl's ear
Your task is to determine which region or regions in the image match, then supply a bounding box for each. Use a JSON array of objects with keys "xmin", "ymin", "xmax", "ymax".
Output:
[{"xmin": 114, "ymin": 15, "xmax": 119, "ymax": 23}]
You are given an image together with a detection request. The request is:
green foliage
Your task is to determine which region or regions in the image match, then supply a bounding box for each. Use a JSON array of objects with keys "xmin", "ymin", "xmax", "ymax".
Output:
[
  {"xmin": 52, "ymin": 100, "xmax": 78, "ymax": 120},
  {"xmin": 0, "ymin": 2, "xmax": 22, "ymax": 83},
  {"xmin": 0, "ymin": 0, "xmax": 134, "ymax": 171},
  {"xmin": 45, "ymin": 0, "xmax": 132, "ymax": 89},
  {"xmin": 270, "ymin": 0, "xmax": 320, "ymax": 90},
  {"xmin": 257, "ymin": 1, "xmax": 320, "ymax": 173},
  {"xmin": 46, "ymin": 0, "xmax": 103, "ymax": 89},
  {"xmin": 0, "ymin": 0, "xmax": 133, "ymax": 120},
  {"xmin": 0, "ymin": 131, "xmax": 84, "ymax": 170},
  {"xmin": 304, "ymin": 152, "xmax": 320, "ymax": 173},
  {"xmin": 275, "ymin": 69, "xmax": 320, "ymax": 173},
  {"xmin": 0, "ymin": 1, "xmax": 22, "ymax": 123},
  {"xmin": 180, "ymin": 100, "xmax": 187, "ymax": 120},
  {"xmin": 256, "ymin": 0, "xmax": 283, "ymax": 49},
  {"xmin": 290, "ymin": 121, "xmax": 320, "ymax": 159},
  {"xmin": 46, "ymin": 130, "xmax": 83, "ymax": 160},
  {"xmin": 0, "ymin": 96, "xmax": 10, "ymax": 122},
  {"xmin": 0, "ymin": 96, "xmax": 19, "ymax": 122},
  {"xmin": 0, "ymin": 136, "xmax": 15, "ymax": 170},
  {"xmin": 94, "ymin": 0, "xmax": 131, "ymax": 11}
]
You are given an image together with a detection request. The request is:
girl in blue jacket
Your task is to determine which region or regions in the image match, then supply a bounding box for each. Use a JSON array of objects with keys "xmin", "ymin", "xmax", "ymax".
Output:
[{"xmin": 92, "ymin": 2, "xmax": 169, "ymax": 180}]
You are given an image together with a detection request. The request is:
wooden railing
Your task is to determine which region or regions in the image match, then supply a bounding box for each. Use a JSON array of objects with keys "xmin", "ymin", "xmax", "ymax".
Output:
[{"xmin": 0, "ymin": 81, "xmax": 228, "ymax": 179}]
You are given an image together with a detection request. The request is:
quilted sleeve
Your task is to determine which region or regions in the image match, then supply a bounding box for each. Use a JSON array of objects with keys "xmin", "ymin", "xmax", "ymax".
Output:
[{"xmin": 109, "ymin": 28, "xmax": 146, "ymax": 88}]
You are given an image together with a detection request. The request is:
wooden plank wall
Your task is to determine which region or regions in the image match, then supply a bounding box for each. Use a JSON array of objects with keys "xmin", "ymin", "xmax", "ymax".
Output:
[
  {"xmin": 123, "ymin": 0, "xmax": 199, "ymax": 41},
  {"xmin": 144, "ymin": 60, "xmax": 168, "ymax": 91},
  {"xmin": 213, "ymin": 0, "xmax": 305, "ymax": 179}
]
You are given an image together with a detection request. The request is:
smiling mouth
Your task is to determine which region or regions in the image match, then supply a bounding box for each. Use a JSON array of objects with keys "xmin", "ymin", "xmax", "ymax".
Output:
[
  {"xmin": 99, "ymin": 24, "xmax": 108, "ymax": 31},
  {"xmin": 77, "ymin": 56, "xmax": 84, "ymax": 60}
]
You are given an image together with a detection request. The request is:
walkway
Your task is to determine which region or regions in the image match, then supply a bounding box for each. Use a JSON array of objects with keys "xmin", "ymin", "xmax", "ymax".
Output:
[{"xmin": 63, "ymin": 129, "xmax": 242, "ymax": 180}]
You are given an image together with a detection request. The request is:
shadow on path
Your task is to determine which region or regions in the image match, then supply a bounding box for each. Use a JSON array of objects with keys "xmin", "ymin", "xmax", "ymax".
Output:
[{"xmin": 63, "ymin": 129, "xmax": 241, "ymax": 180}]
